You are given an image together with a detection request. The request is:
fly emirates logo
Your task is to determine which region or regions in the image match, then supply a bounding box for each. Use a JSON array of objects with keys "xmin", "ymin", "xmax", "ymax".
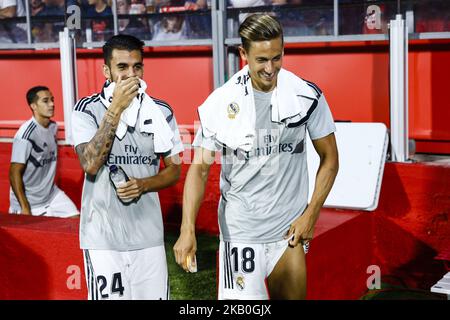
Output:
[
  {"xmin": 225, "ymin": 130, "xmax": 305, "ymax": 162},
  {"xmin": 251, "ymin": 133, "xmax": 294, "ymax": 157},
  {"xmin": 108, "ymin": 145, "xmax": 157, "ymax": 165},
  {"xmin": 236, "ymin": 131, "xmax": 304, "ymax": 160}
]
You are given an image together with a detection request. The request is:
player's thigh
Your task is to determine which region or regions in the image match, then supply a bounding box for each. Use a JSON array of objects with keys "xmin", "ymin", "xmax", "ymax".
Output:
[
  {"xmin": 218, "ymin": 241, "xmax": 268, "ymax": 300},
  {"xmin": 267, "ymin": 244, "xmax": 307, "ymax": 300},
  {"xmin": 48, "ymin": 189, "xmax": 79, "ymax": 218},
  {"xmin": 83, "ymin": 249, "xmax": 131, "ymax": 300},
  {"xmin": 129, "ymin": 245, "xmax": 169, "ymax": 300}
]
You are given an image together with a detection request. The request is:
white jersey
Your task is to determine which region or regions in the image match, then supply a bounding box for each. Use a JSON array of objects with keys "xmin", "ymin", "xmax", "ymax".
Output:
[
  {"xmin": 9, "ymin": 117, "xmax": 59, "ymax": 210},
  {"xmin": 193, "ymin": 79, "xmax": 336, "ymax": 243},
  {"xmin": 71, "ymin": 94, "xmax": 184, "ymax": 251}
]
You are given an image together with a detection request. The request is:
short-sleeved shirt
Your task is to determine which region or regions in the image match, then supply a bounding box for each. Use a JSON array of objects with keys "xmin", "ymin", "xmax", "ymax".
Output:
[
  {"xmin": 9, "ymin": 117, "xmax": 59, "ymax": 210},
  {"xmin": 193, "ymin": 84, "xmax": 336, "ymax": 243},
  {"xmin": 71, "ymin": 94, "xmax": 184, "ymax": 251}
]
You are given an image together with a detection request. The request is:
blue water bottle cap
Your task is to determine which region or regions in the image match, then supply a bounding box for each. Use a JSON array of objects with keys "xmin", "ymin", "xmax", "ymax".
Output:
[{"xmin": 109, "ymin": 165, "xmax": 118, "ymax": 172}]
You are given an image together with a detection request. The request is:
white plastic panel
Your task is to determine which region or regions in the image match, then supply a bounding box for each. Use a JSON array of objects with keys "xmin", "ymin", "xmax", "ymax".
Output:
[{"xmin": 307, "ymin": 122, "xmax": 388, "ymax": 211}]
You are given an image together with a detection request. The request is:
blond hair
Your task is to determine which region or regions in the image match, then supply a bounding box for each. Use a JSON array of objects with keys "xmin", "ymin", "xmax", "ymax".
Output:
[{"xmin": 238, "ymin": 14, "xmax": 283, "ymax": 52}]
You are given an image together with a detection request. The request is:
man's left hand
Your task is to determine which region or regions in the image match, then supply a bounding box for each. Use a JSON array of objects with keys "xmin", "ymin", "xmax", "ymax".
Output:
[{"xmin": 116, "ymin": 178, "xmax": 145, "ymax": 201}]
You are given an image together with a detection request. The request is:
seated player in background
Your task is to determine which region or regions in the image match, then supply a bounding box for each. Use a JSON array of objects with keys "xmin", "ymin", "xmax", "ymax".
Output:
[{"xmin": 9, "ymin": 86, "xmax": 79, "ymax": 218}]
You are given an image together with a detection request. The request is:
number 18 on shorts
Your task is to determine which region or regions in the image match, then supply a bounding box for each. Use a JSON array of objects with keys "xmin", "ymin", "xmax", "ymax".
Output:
[{"xmin": 218, "ymin": 239, "xmax": 293, "ymax": 300}]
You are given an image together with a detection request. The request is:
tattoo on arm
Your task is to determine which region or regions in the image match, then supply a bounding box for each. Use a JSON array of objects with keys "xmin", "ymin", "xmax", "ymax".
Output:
[{"xmin": 76, "ymin": 110, "xmax": 120, "ymax": 174}]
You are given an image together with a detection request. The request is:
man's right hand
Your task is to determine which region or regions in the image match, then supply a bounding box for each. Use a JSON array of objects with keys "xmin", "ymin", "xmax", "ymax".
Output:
[
  {"xmin": 173, "ymin": 230, "xmax": 197, "ymax": 272},
  {"xmin": 110, "ymin": 75, "xmax": 140, "ymax": 113}
]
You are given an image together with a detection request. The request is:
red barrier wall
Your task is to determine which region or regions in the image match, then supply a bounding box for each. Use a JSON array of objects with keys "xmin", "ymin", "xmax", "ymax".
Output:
[
  {"xmin": 0, "ymin": 39, "xmax": 449, "ymax": 153},
  {"xmin": 0, "ymin": 215, "xmax": 85, "ymax": 299}
]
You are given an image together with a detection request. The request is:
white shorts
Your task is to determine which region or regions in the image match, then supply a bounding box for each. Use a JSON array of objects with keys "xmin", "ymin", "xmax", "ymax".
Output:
[
  {"xmin": 218, "ymin": 238, "xmax": 309, "ymax": 300},
  {"xmin": 83, "ymin": 245, "xmax": 169, "ymax": 300},
  {"xmin": 9, "ymin": 189, "xmax": 79, "ymax": 218}
]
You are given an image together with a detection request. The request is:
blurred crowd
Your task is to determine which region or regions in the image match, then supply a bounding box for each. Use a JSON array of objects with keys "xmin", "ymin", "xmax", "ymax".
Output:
[
  {"xmin": 0, "ymin": 0, "xmax": 211, "ymax": 43},
  {"xmin": 0, "ymin": 0, "xmax": 449, "ymax": 44}
]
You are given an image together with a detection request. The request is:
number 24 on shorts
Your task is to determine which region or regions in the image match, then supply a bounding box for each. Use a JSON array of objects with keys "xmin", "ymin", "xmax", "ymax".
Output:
[{"xmin": 97, "ymin": 272, "xmax": 125, "ymax": 298}]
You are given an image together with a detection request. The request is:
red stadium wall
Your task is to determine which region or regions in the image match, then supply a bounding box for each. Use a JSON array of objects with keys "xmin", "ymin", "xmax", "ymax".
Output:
[{"xmin": 0, "ymin": 39, "xmax": 449, "ymax": 153}]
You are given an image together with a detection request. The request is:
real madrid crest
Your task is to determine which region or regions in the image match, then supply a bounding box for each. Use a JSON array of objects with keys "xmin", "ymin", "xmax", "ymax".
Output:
[
  {"xmin": 235, "ymin": 274, "xmax": 245, "ymax": 291},
  {"xmin": 227, "ymin": 102, "xmax": 240, "ymax": 119}
]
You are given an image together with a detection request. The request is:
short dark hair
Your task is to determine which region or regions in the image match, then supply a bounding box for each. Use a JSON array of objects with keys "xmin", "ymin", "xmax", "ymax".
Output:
[
  {"xmin": 103, "ymin": 34, "xmax": 145, "ymax": 66},
  {"xmin": 239, "ymin": 14, "xmax": 284, "ymax": 52},
  {"xmin": 26, "ymin": 86, "xmax": 49, "ymax": 106}
]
